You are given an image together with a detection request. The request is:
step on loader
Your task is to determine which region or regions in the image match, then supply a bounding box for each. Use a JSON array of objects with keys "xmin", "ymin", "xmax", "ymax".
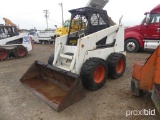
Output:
[{"xmin": 20, "ymin": 7, "xmax": 126, "ymax": 112}]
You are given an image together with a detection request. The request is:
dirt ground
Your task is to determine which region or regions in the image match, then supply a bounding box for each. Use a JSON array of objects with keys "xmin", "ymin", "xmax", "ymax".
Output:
[{"xmin": 0, "ymin": 44, "xmax": 160, "ymax": 120}]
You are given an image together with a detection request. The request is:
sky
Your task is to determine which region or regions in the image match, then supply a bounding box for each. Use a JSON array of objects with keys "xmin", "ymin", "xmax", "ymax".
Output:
[{"xmin": 0, "ymin": 0, "xmax": 159, "ymax": 30}]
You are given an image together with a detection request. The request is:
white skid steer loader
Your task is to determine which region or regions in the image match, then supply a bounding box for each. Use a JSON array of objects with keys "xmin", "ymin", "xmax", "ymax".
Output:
[
  {"xmin": 20, "ymin": 7, "xmax": 126, "ymax": 112},
  {"xmin": 0, "ymin": 26, "xmax": 33, "ymax": 61}
]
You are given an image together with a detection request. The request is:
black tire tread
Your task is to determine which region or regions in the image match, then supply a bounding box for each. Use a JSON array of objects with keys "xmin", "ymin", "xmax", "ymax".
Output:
[
  {"xmin": 107, "ymin": 53, "xmax": 126, "ymax": 79},
  {"xmin": 14, "ymin": 46, "xmax": 28, "ymax": 58},
  {"xmin": 48, "ymin": 54, "xmax": 54, "ymax": 65},
  {"xmin": 80, "ymin": 58, "xmax": 108, "ymax": 91}
]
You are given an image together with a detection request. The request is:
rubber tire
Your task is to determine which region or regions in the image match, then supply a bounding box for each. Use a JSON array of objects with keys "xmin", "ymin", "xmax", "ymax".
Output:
[
  {"xmin": 80, "ymin": 58, "xmax": 108, "ymax": 91},
  {"xmin": 125, "ymin": 39, "xmax": 139, "ymax": 53},
  {"xmin": 0, "ymin": 48, "xmax": 8, "ymax": 61},
  {"xmin": 48, "ymin": 54, "xmax": 54, "ymax": 65},
  {"xmin": 40, "ymin": 41, "xmax": 46, "ymax": 44},
  {"xmin": 107, "ymin": 53, "xmax": 126, "ymax": 79},
  {"xmin": 14, "ymin": 46, "xmax": 28, "ymax": 58}
]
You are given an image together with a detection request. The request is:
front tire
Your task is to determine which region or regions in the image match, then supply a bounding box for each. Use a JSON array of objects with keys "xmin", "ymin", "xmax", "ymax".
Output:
[
  {"xmin": 0, "ymin": 48, "xmax": 8, "ymax": 61},
  {"xmin": 48, "ymin": 54, "xmax": 54, "ymax": 65},
  {"xmin": 125, "ymin": 39, "xmax": 139, "ymax": 53},
  {"xmin": 80, "ymin": 58, "xmax": 108, "ymax": 91}
]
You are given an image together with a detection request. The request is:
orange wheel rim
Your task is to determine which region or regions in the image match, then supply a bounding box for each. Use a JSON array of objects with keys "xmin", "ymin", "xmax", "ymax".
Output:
[
  {"xmin": 94, "ymin": 65, "xmax": 105, "ymax": 83},
  {"xmin": 17, "ymin": 49, "xmax": 25, "ymax": 57},
  {"xmin": 116, "ymin": 59, "xmax": 124, "ymax": 74},
  {"xmin": 0, "ymin": 51, "xmax": 7, "ymax": 59}
]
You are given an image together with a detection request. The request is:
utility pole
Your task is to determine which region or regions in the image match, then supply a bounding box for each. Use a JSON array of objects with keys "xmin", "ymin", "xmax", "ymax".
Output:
[
  {"xmin": 43, "ymin": 10, "xmax": 49, "ymax": 29},
  {"xmin": 58, "ymin": 3, "xmax": 64, "ymax": 26}
]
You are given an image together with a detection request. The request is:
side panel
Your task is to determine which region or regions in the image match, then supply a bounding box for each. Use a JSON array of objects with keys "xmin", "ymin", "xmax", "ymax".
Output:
[
  {"xmin": 0, "ymin": 35, "xmax": 24, "ymax": 45},
  {"xmin": 0, "ymin": 35, "xmax": 33, "ymax": 52},
  {"xmin": 22, "ymin": 36, "xmax": 33, "ymax": 51},
  {"xmin": 84, "ymin": 48, "xmax": 126, "ymax": 61},
  {"xmin": 139, "ymin": 47, "xmax": 159, "ymax": 90},
  {"xmin": 132, "ymin": 62, "xmax": 144, "ymax": 81},
  {"xmin": 75, "ymin": 24, "xmax": 124, "ymax": 74},
  {"xmin": 144, "ymin": 40, "xmax": 160, "ymax": 50},
  {"xmin": 84, "ymin": 48, "xmax": 114, "ymax": 60},
  {"xmin": 132, "ymin": 47, "xmax": 160, "ymax": 92}
]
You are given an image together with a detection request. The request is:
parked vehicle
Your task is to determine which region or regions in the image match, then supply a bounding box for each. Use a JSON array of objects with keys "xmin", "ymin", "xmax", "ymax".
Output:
[
  {"xmin": 31, "ymin": 29, "xmax": 55, "ymax": 44},
  {"xmin": 125, "ymin": 4, "xmax": 160, "ymax": 52},
  {"xmin": 52, "ymin": 19, "xmax": 85, "ymax": 41},
  {"xmin": 0, "ymin": 25, "xmax": 33, "ymax": 61}
]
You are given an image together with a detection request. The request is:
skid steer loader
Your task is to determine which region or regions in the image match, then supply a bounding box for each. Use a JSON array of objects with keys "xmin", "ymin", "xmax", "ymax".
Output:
[
  {"xmin": 20, "ymin": 7, "xmax": 126, "ymax": 112},
  {"xmin": 0, "ymin": 25, "xmax": 33, "ymax": 61}
]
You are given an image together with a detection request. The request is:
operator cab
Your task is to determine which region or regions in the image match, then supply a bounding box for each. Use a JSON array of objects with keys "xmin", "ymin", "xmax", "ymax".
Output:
[
  {"xmin": 0, "ymin": 26, "xmax": 19, "ymax": 39},
  {"xmin": 67, "ymin": 7, "xmax": 110, "ymax": 46}
]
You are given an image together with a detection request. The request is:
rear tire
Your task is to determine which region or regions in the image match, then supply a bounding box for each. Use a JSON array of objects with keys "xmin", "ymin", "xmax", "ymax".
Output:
[
  {"xmin": 50, "ymin": 41, "xmax": 53, "ymax": 44},
  {"xmin": 48, "ymin": 54, "xmax": 54, "ymax": 65},
  {"xmin": 107, "ymin": 53, "xmax": 126, "ymax": 79},
  {"xmin": 125, "ymin": 39, "xmax": 139, "ymax": 53},
  {"xmin": 80, "ymin": 58, "xmax": 108, "ymax": 91},
  {"xmin": 40, "ymin": 41, "xmax": 46, "ymax": 44}
]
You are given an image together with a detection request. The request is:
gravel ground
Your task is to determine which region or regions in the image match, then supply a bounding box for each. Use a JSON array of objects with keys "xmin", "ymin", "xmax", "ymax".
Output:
[{"xmin": 0, "ymin": 44, "xmax": 160, "ymax": 120}]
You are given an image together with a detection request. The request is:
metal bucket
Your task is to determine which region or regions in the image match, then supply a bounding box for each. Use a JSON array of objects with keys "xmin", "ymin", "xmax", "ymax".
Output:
[{"xmin": 20, "ymin": 61, "xmax": 86, "ymax": 112}]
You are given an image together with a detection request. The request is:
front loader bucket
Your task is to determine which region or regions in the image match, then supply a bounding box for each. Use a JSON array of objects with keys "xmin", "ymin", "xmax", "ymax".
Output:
[{"xmin": 20, "ymin": 61, "xmax": 86, "ymax": 112}]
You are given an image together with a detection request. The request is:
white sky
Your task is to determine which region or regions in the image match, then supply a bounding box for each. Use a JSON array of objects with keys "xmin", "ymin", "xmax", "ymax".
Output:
[{"xmin": 0, "ymin": 0, "xmax": 159, "ymax": 30}]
